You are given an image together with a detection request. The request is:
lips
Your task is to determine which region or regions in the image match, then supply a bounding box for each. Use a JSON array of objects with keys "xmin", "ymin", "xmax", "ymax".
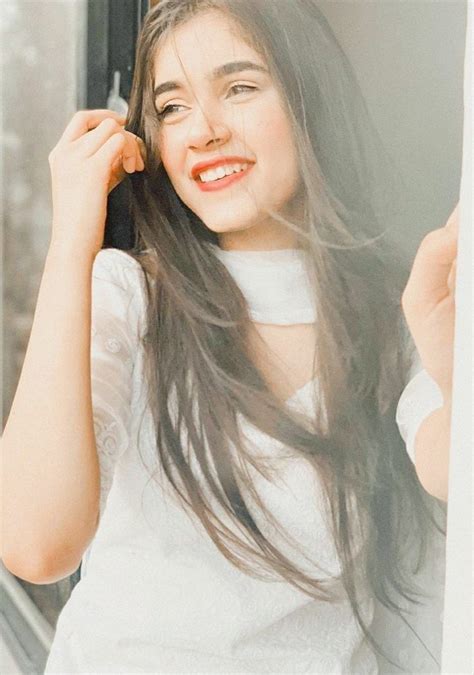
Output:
[
  {"xmin": 194, "ymin": 163, "xmax": 254, "ymax": 192},
  {"xmin": 190, "ymin": 156, "xmax": 254, "ymax": 181}
]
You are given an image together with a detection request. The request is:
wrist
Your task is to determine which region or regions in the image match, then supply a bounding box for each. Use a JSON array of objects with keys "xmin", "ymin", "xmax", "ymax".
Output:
[{"xmin": 48, "ymin": 236, "xmax": 99, "ymax": 265}]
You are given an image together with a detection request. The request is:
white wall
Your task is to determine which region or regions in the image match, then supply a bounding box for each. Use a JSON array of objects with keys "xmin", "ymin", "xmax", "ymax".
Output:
[{"xmin": 318, "ymin": 0, "xmax": 466, "ymax": 251}]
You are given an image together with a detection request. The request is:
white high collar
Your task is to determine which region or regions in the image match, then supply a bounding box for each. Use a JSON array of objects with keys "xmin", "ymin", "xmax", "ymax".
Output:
[{"xmin": 209, "ymin": 244, "xmax": 317, "ymax": 325}]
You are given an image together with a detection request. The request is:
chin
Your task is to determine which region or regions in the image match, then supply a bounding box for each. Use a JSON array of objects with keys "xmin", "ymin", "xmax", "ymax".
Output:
[
  {"xmin": 198, "ymin": 217, "xmax": 257, "ymax": 235},
  {"xmin": 189, "ymin": 203, "xmax": 263, "ymax": 234}
]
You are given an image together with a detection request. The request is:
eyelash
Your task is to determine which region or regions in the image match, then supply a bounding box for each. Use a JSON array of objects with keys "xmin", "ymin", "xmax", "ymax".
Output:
[{"xmin": 156, "ymin": 84, "xmax": 257, "ymax": 119}]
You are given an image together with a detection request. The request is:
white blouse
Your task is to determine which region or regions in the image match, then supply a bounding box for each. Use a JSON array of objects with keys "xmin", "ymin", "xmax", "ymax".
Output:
[{"xmin": 44, "ymin": 248, "xmax": 446, "ymax": 674}]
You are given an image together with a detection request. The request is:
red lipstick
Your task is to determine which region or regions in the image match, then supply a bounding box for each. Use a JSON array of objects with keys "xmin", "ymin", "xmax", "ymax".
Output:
[
  {"xmin": 191, "ymin": 156, "xmax": 254, "ymax": 192},
  {"xmin": 190, "ymin": 156, "xmax": 254, "ymax": 180}
]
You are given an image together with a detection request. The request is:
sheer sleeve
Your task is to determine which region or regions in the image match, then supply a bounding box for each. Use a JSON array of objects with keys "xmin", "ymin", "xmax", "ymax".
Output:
[
  {"xmin": 395, "ymin": 341, "xmax": 444, "ymax": 465},
  {"xmin": 90, "ymin": 248, "xmax": 147, "ymax": 519}
]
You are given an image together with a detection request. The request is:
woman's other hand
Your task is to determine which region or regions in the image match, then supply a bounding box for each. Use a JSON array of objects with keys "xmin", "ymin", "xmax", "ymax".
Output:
[{"xmin": 401, "ymin": 202, "xmax": 459, "ymax": 402}]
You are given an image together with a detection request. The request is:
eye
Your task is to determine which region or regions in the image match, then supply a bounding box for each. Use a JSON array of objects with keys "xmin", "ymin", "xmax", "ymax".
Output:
[
  {"xmin": 156, "ymin": 84, "xmax": 258, "ymax": 120},
  {"xmin": 227, "ymin": 84, "xmax": 257, "ymax": 97},
  {"xmin": 156, "ymin": 103, "xmax": 187, "ymax": 120}
]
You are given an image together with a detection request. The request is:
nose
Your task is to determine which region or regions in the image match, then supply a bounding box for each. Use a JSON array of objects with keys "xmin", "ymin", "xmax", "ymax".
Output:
[{"xmin": 186, "ymin": 102, "xmax": 232, "ymax": 151}]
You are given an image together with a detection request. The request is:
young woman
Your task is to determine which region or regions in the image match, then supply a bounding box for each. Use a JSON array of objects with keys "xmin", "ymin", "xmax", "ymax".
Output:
[{"xmin": 2, "ymin": 1, "xmax": 457, "ymax": 672}]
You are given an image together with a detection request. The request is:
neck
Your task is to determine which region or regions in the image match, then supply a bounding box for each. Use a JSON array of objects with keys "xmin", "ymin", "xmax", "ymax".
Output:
[{"xmin": 216, "ymin": 210, "xmax": 303, "ymax": 251}]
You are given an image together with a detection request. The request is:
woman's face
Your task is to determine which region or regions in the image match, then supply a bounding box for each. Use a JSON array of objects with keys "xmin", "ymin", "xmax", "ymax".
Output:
[{"xmin": 152, "ymin": 10, "xmax": 301, "ymax": 249}]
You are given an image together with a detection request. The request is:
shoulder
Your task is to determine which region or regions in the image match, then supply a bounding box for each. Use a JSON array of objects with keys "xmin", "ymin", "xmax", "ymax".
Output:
[
  {"xmin": 91, "ymin": 249, "xmax": 152, "ymax": 338},
  {"xmin": 92, "ymin": 247, "xmax": 151, "ymax": 302},
  {"xmin": 93, "ymin": 248, "xmax": 144, "ymax": 285}
]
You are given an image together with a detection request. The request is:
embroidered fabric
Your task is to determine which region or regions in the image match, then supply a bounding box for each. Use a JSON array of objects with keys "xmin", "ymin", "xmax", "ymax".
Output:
[{"xmin": 90, "ymin": 249, "xmax": 147, "ymax": 518}]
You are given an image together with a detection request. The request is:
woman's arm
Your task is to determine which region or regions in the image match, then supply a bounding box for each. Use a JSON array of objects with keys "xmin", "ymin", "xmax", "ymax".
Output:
[
  {"xmin": 1, "ymin": 241, "xmax": 100, "ymax": 582},
  {"xmin": 414, "ymin": 395, "xmax": 452, "ymax": 502},
  {"xmin": 1, "ymin": 109, "xmax": 145, "ymax": 583}
]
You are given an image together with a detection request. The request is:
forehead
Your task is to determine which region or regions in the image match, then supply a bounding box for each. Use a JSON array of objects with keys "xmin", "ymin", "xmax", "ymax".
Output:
[{"xmin": 153, "ymin": 10, "xmax": 264, "ymax": 80}]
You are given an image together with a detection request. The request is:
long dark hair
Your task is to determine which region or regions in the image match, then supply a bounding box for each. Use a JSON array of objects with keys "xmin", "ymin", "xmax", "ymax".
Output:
[{"xmin": 115, "ymin": 0, "xmax": 445, "ymax": 669}]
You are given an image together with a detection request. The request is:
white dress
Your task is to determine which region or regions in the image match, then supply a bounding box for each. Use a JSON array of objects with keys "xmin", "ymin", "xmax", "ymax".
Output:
[{"xmin": 44, "ymin": 248, "xmax": 446, "ymax": 674}]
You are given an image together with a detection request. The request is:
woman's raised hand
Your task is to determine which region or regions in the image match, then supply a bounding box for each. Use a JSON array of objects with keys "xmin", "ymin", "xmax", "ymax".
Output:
[
  {"xmin": 48, "ymin": 109, "xmax": 147, "ymax": 257},
  {"xmin": 401, "ymin": 203, "xmax": 459, "ymax": 401}
]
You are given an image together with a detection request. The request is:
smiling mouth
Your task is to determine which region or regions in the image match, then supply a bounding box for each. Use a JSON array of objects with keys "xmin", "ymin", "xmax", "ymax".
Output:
[
  {"xmin": 195, "ymin": 163, "xmax": 250, "ymax": 183},
  {"xmin": 194, "ymin": 164, "xmax": 254, "ymax": 192}
]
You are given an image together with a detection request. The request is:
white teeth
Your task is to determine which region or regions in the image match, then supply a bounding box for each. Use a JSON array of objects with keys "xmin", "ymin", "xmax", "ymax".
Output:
[{"xmin": 198, "ymin": 162, "xmax": 249, "ymax": 183}]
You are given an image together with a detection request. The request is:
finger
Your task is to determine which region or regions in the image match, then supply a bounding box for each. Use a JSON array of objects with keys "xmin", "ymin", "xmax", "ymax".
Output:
[
  {"xmin": 122, "ymin": 131, "xmax": 146, "ymax": 172},
  {"xmin": 136, "ymin": 137, "xmax": 147, "ymax": 167},
  {"xmin": 129, "ymin": 133, "xmax": 143, "ymax": 171},
  {"xmin": 79, "ymin": 123, "xmax": 137, "ymax": 174},
  {"xmin": 107, "ymin": 153, "xmax": 128, "ymax": 194},
  {"xmin": 135, "ymin": 139, "xmax": 146, "ymax": 170},
  {"xmin": 123, "ymin": 131, "xmax": 146, "ymax": 170},
  {"xmin": 402, "ymin": 229, "xmax": 458, "ymax": 311},
  {"xmin": 447, "ymin": 257, "xmax": 457, "ymax": 295},
  {"xmin": 94, "ymin": 131, "xmax": 127, "ymax": 169},
  {"xmin": 61, "ymin": 109, "xmax": 127, "ymax": 143},
  {"xmin": 136, "ymin": 153, "xmax": 145, "ymax": 171},
  {"xmin": 111, "ymin": 154, "xmax": 125, "ymax": 175},
  {"xmin": 123, "ymin": 153, "xmax": 136, "ymax": 173},
  {"xmin": 76, "ymin": 117, "xmax": 125, "ymax": 157},
  {"xmin": 121, "ymin": 132, "xmax": 142, "ymax": 173}
]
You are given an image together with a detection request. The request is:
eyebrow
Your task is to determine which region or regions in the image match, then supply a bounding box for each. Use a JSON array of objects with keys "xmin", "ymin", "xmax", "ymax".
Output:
[{"xmin": 153, "ymin": 60, "xmax": 268, "ymax": 99}]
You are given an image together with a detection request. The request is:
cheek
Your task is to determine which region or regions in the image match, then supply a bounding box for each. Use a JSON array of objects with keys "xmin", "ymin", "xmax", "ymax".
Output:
[
  {"xmin": 269, "ymin": 115, "xmax": 291, "ymax": 143},
  {"xmin": 157, "ymin": 131, "xmax": 183, "ymax": 181},
  {"xmin": 266, "ymin": 92, "xmax": 291, "ymax": 128},
  {"xmin": 256, "ymin": 112, "xmax": 298, "ymax": 186},
  {"xmin": 254, "ymin": 102, "xmax": 296, "ymax": 158}
]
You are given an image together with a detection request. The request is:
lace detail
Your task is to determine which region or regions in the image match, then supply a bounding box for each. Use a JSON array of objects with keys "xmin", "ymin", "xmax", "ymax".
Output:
[
  {"xmin": 91, "ymin": 248, "xmax": 147, "ymax": 519},
  {"xmin": 395, "ymin": 347, "xmax": 444, "ymax": 464}
]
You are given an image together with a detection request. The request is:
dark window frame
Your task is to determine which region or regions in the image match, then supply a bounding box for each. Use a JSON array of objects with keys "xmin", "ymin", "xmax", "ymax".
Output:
[{"xmin": 86, "ymin": 0, "xmax": 151, "ymax": 250}]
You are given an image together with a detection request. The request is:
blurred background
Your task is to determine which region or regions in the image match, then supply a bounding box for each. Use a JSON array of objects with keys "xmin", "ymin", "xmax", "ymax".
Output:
[{"xmin": 1, "ymin": 0, "xmax": 467, "ymax": 672}]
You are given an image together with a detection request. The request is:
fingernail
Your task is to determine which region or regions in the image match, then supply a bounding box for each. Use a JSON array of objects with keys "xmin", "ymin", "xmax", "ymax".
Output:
[{"xmin": 123, "ymin": 157, "xmax": 135, "ymax": 173}]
